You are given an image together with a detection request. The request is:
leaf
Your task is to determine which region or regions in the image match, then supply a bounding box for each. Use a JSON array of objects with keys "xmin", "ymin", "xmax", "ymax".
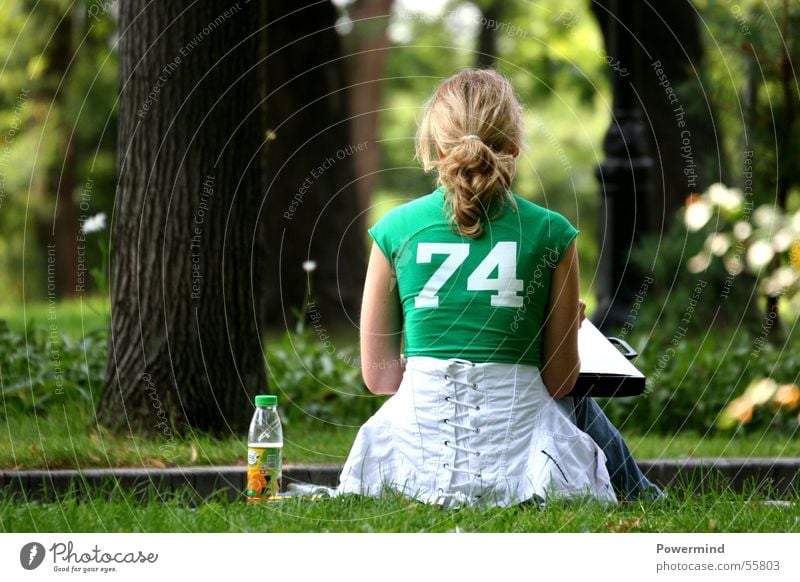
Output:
[{"xmin": 604, "ymin": 517, "xmax": 642, "ymax": 533}]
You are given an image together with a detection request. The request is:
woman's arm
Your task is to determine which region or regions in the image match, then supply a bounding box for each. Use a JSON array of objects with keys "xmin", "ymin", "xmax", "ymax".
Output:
[
  {"xmin": 360, "ymin": 243, "xmax": 404, "ymax": 394},
  {"xmin": 540, "ymin": 240, "xmax": 581, "ymax": 399}
]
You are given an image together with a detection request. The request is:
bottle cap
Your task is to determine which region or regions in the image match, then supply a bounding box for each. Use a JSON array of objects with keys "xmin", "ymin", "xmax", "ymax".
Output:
[{"xmin": 255, "ymin": 395, "xmax": 277, "ymax": 407}]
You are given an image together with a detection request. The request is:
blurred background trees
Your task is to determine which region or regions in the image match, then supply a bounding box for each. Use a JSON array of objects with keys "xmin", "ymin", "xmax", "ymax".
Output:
[{"xmin": 1, "ymin": 0, "xmax": 798, "ymax": 435}]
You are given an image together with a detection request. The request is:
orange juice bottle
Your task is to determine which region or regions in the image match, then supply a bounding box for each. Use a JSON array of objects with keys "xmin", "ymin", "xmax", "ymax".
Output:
[{"xmin": 246, "ymin": 395, "xmax": 283, "ymax": 503}]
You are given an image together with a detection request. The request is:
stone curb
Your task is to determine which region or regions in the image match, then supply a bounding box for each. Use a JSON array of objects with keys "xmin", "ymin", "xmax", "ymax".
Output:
[{"xmin": 1, "ymin": 459, "xmax": 798, "ymax": 501}]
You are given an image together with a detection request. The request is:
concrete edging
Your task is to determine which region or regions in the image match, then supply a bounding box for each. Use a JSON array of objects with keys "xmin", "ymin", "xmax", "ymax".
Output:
[{"xmin": 1, "ymin": 459, "xmax": 798, "ymax": 501}]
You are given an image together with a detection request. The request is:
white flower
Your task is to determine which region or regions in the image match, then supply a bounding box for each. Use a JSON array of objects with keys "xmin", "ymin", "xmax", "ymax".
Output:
[
  {"xmin": 708, "ymin": 183, "xmax": 743, "ymax": 212},
  {"xmin": 792, "ymin": 209, "xmax": 800, "ymax": 232},
  {"xmin": 724, "ymin": 255, "xmax": 743, "ymax": 276},
  {"xmin": 771, "ymin": 228, "xmax": 793, "ymax": 252},
  {"xmin": 302, "ymin": 260, "xmax": 317, "ymax": 273},
  {"xmin": 754, "ymin": 205, "xmax": 779, "ymax": 229},
  {"xmin": 684, "ymin": 199, "xmax": 713, "ymax": 232},
  {"xmin": 733, "ymin": 220, "xmax": 752, "ymax": 241},
  {"xmin": 776, "ymin": 266, "xmax": 798, "ymax": 289},
  {"xmin": 745, "ymin": 378, "xmax": 778, "ymax": 406},
  {"xmin": 764, "ymin": 278, "xmax": 783, "ymax": 298},
  {"xmin": 747, "ymin": 240, "xmax": 774, "ymax": 270},
  {"xmin": 687, "ymin": 253, "xmax": 711, "ymax": 273},
  {"xmin": 707, "ymin": 233, "xmax": 731, "ymax": 256},
  {"xmin": 82, "ymin": 212, "xmax": 107, "ymax": 234}
]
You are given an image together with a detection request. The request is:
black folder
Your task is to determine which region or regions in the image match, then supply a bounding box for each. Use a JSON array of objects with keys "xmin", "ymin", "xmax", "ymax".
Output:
[{"xmin": 570, "ymin": 320, "xmax": 646, "ymax": 398}]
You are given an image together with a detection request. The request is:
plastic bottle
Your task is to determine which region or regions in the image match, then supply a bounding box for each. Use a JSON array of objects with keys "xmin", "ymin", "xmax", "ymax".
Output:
[{"xmin": 246, "ymin": 394, "xmax": 283, "ymax": 503}]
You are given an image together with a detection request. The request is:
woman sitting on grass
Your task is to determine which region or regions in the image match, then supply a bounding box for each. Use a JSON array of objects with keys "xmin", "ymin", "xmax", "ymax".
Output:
[{"xmin": 337, "ymin": 68, "xmax": 660, "ymax": 507}]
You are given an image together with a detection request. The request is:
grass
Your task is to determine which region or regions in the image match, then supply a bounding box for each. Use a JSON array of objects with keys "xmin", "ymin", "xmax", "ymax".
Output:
[
  {"xmin": 2, "ymin": 397, "xmax": 798, "ymax": 470},
  {"xmin": 0, "ymin": 296, "xmax": 110, "ymax": 338},
  {"xmin": 0, "ymin": 402, "xmax": 359, "ymax": 469},
  {"xmin": 1, "ymin": 483, "xmax": 798, "ymax": 532},
  {"xmin": 624, "ymin": 432, "xmax": 800, "ymax": 459}
]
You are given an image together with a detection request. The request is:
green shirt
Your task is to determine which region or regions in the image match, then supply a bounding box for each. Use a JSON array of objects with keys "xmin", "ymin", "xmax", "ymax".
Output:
[{"xmin": 368, "ymin": 187, "xmax": 579, "ymax": 367}]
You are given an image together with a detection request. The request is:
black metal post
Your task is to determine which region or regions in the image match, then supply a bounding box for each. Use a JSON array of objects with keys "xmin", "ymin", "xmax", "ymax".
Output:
[{"xmin": 593, "ymin": 0, "xmax": 652, "ymax": 331}]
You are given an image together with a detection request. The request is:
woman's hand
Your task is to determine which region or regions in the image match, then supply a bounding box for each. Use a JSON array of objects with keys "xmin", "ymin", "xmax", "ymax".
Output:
[{"xmin": 360, "ymin": 243, "xmax": 405, "ymax": 394}]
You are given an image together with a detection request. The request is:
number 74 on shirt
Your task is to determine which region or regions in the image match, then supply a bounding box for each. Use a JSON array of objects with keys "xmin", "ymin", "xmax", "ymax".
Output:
[{"xmin": 414, "ymin": 242, "xmax": 524, "ymax": 309}]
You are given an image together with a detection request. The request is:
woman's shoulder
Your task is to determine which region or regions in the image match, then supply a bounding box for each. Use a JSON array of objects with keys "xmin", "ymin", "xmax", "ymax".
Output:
[{"xmin": 509, "ymin": 192, "xmax": 575, "ymax": 228}]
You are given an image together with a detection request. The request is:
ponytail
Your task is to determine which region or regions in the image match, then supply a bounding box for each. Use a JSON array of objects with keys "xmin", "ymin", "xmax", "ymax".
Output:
[{"xmin": 416, "ymin": 69, "xmax": 523, "ymax": 238}]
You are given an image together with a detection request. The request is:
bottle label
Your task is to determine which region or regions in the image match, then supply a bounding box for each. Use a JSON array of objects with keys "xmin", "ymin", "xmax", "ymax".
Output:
[{"xmin": 246, "ymin": 446, "xmax": 282, "ymax": 500}]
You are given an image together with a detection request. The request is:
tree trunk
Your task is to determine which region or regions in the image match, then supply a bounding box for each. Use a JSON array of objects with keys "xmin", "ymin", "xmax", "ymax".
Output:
[
  {"xmin": 345, "ymin": 0, "xmax": 393, "ymax": 212},
  {"xmin": 476, "ymin": 2, "xmax": 500, "ymax": 68},
  {"xmin": 98, "ymin": 0, "xmax": 268, "ymax": 436},
  {"xmin": 264, "ymin": 0, "xmax": 367, "ymax": 328}
]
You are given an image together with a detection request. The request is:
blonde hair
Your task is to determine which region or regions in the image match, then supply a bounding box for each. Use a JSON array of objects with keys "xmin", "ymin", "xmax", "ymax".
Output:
[{"xmin": 416, "ymin": 68, "xmax": 523, "ymax": 238}]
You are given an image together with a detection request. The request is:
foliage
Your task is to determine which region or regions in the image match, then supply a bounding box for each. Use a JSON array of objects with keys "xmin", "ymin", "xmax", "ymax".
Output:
[
  {"xmin": 682, "ymin": 183, "xmax": 800, "ymax": 309},
  {"xmin": 265, "ymin": 326, "xmax": 379, "ymax": 428},
  {"xmin": 602, "ymin": 326, "xmax": 800, "ymax": 437},
  {"xmin": 718, "ymin": 377, "xmax": 800, "ymax": 433},
  {"xmin": 602, "ymin": 180, "xmax": 799, "ymax": 437},
  {"xmin": 0, "ymin": 0, "xmax": 118, "ymax": 302},
  {"xmin": 693, "ymin": 0, "xmax": 800, "ymax": 207},
  {"xmin": 0, "ymin": 319, "xmax": 105, "ymax": 413}
]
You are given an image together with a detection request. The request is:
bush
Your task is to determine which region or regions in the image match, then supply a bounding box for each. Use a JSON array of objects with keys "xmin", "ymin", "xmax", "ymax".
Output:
[
  {"xmin": 265, "ymin": 327, "xmax": 378, "ymax": 428},
  {"xmin": 598, "ymin": 183, "xmax": 800, "ymax": 436},
  {"xmin": 0, "ymin": 319, "xmax": 105, "ymax": 412},
  {"xmin": 601, "ymin": 327, "xmax": 800, "ymax": 436}
]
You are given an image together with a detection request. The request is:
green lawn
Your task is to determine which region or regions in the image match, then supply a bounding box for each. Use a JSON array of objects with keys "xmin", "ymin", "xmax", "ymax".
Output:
[
  {"xmin": 2, "ymin": 398, "xmax": 798, "ymax": 470},
  {"xmin": 2, "ymin": 484, "xmax": 797, "ymax": 533},
  {"xmin": 0, "ymin": 296, "xmax": 110, "ymax": 338}
]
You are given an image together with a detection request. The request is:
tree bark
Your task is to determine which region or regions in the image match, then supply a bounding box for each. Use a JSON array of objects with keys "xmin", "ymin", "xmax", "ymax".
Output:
[
  {"xmin": 344, "ymin": 0, "xmax": 393, "ymax": 212},
  {"xmin": 264, "ymin": 0, "xmax": 367, "ymax": 328},
  {"xmin": 98, "ymin": 0, "xmax": 267, "ymax": 436},
  {"xmin": 476, "ymin": 2, "xmax": 500, "ymax": 68}
]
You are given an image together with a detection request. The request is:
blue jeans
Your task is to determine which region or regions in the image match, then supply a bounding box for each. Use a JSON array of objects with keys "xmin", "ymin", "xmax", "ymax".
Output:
[{"xmin": 571, "ymin": 395, "xmax": 664, "ymax": 501}]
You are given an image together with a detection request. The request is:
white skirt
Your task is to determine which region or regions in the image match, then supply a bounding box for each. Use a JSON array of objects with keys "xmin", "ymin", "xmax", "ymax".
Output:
[{"xmin": 337, "ymin": 357, "xmax": 617, "ymax": 507}]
